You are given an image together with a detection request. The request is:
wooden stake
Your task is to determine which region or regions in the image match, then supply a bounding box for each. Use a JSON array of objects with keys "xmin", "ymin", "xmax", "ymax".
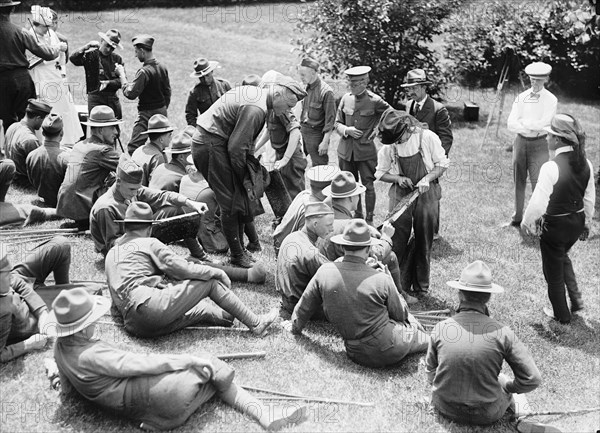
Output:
[
  {"xmin": 216, "ymin": 351, "xmax": 266, "ymax": 360},
  {"xmin": 520, "ymin": 406, "xmax": 600, "ymax": 418},
  {"xmin": 412, "ymin": 309, "xmax": 451, "ymax": 315},
  {"xmin": 241, "ymin": 385, "xmax": 374, "ymax": 407}
]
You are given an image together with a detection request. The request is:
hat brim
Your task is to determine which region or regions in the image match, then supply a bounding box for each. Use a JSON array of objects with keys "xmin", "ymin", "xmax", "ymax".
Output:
[
  {"xmin": 401, "ymin": 81, "xmax": 432, "ymax": 88},
  {"xmin": 542, "ymin": 126, "xmax": 565, "ymax": 138},
  {"xmin": 140, "ymin": 126, "xmax": 175, "ymax": 135},
  {"xmin": 330, "ymin": 233, "xmax": 382, "ymax": 247},
  {"xmin": 0, "ymin": 1, "xmax": 21, "ymax": 6},
  {"xmin": 165, "ymin": 148, "xmax": 191, "ymax": 154},
  {"xmin": 322, "ymin": 183, "xmax": 366, "ymax": 198},
  {"xmin": 446, "ymin": 280, "xmax": 504, "ymax": 294},
  {"xmin": 190, "ymin": 61, "xmax": 219, "ymax": 78},
  {"xmin": 81, "ymin": 119, "xmax": 124, "ymax": 127},
  {"xmin": 44, "ymin": 295, "xmax": 111, "ymax": 337},
  {"xmin": 98, "ymin": 32, "xmax": 123, "ymax": 50}
]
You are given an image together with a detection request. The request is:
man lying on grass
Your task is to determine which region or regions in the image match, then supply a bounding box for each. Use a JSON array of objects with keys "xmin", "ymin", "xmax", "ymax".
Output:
[
  {"xmin": 284, "ymin": 219, "xmax": 428, "ymax": 368},
  {"xmin": 47, "ymin": 287, "xmax": 307, "ymax": 431}
]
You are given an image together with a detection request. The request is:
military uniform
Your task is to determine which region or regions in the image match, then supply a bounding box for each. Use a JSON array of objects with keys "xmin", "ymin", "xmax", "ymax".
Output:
[
  {"xmin": 0, "ymin": 156, "xmax": 15, "ymax": 202},
  {"xmin": 131, "ymin": 141, "xmax": 165, "ymax": 186},
  {"xmin": 149, "ymin": 160, "xmax": 186, "ymax": 192},
  {"xmin": 335, "ymin": 89, "xmax": 390, "ymax": 219},
  {"xmin": 0, "ymin": 12, "xmax": 57, "ymax": 130},
  {"xmin": 90, "ymin": 184, "xmax": 189, "ymax": 256},
  {"xmin": 105, "ymin": 236, "xmax": 261, "ymax": 337},
  {"xmin": 272, "ymin": 190, "xmax": 323, "ymax": 251},
  {"xmin": 69, "ymin": 47, "xmax": 124, "ymax": 118},
  {"xmin": 56, "ymin": 136, "xmax": 119, "ymax": 222},
  {"xmin": 185, "ymin": 78, "xmax": 231, "ymax": 126},
  {"xmin": 276, "ymin": 227, "xmax": 329, "ymax": 313},
  {"xmin": 266, "ymin": 109, "xmax": 307, "ymax": 199},
  {"xmin": 292, "ymin": 256, "xmax": 427, "ymax": 368},
  {"xmin": 4, "ymin": 119, "xmax": 40, "ymax": 186},
  {"xmin": 300, "ymin": 77, "xmax": 336, "ymax": 166},
  {"xmin": 26, "ymin": 138, "xmax": 68, "ymax": 207},
  {"xmin": 123, "ymin": 59, "xmax": 171, "ymax": 155}
]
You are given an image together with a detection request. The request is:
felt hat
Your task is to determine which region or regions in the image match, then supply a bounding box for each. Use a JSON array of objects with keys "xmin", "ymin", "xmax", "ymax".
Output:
[
  {"xmin": 31, "ymin": 5, "xmax": 53, "ymax": 25},
  {"xmin": 165, "ymin": 131, "xmax": 192, "ymax": 154},
  {"xmin": 131, "ymin": 34, "xmax": 154, "ymax": 50},
  {"xmin": 116, "ymin": 154, "xmax": 143, "ymax": 184},
  {"xmin": 190, "ymin": 58, "xmax": 219, "ymax": 78},
  {"xmin": 543, "ymin": 114, "xmax": 580, "ymax": 144},
  {"xmin": 114, "ymin": 201, "xmax": 156, "ymax": 224},
  {"xmin": 400, "ymin": 69, "xmax": 432, "ymax": 87},
  {"xmin": 26, "ymin": 99, "xmax": 52, "ymax": 115},
  {"xmin": 0, "ymin": 0, "xmax": 21, "ymax": 7},
  {"xmin": 140, "ymin": 114, "xmax": 174, "ymax": 135},
  {"xmin": 305, "ymin": 202, "xmax": 333, "ymax": 218},
  {"xmin": 524, "ymin": 62, "xmax": 552, "ymax": 78},
  {"xmin": 45, "ymin": 287, "xmax": 111, "ymax": 337},
  {"xmin": 322, "ymin": 171, "xmax": 366, "ymax": 198},
  {"xmin": 306, "ymin": 165, "xmax": 340, "ymax": 188},
  {"xmin": 42, "ymin": 113, "xmax": 63, "ymax": 135},
  {"xmin": 81, "ymin": 105, "xmax": 123, "ymax": 127},
  {"xmin": 378, "ymin": 109, "xmax": 411, "ymax": 145},
  {"xmin": 330, "ymin": 218, "xmax": 378, "ymax": 247},
  {"xmin": 446, "ymin": 260, "xmax": 504, "ymax": 294},
  {"xmin": 300, "ymin": 57, "xmax": 320, "ymax": 71},
  {"xmin": 344, "ymin": 66, "xmax": 371, "ymax": 79},
  {"xmin": 242, "ymin": 74, "xmax": 262, "ymax": 87},
  {"xmin": 98, "ymin": 29, "xmax": 123, "ymax": 50}
]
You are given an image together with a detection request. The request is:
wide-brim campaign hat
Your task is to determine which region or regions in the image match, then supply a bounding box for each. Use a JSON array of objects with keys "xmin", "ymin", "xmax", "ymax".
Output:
[
  {"xmin": 0, "ymin": 0, "xmax": 21, "ymax": 7},
  {"xmin": 165, "ymin": 131, "xmax": 192, "ymax": 154},
  {"xmin": 190, "ymin": 58, "xmax": 219, "ymax": 78},
  {"xmin": 322, "ymin": 171, "xmax": 366, "ymax": 198},
  {"xmin": 114, "ymin": 201, "xmax": 157, "ymax": 224},
  {"xmin": 330, "ymin": 218, "xmax": 381, "ymax": 247},
  {"xmin": 45, "ymin": 288, "xmax": 111, "ymax": 337},
  {"xmin": 400, "ymin": 68, "xmax": 432, "ymax": 87},
  {"xmin": 543, "ymin": 113, "xmax": 580, "ymax": 144},
  {"xmin": 98, "ymin": 29, "xmax": 123, "ymax": 50},
  {"xmin": 140, "ymin": 114, "xmax": 174, "ymax": 135},
  {"xmin": 81, "ymin": 105, "xmax": 123, "ymax": 127},
  {"xmin": 446, "ymin": 260, "xmax": 504, "ymax": 294}
]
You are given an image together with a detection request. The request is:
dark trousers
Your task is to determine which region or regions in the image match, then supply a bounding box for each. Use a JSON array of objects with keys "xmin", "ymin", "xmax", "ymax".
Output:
[
  {"xmin": 391, "ymin": 187, "xmax": 439, "ymax": 293},
  {"xmin": 512, "ymin": 135, "xmax": 549, "ymax": 222},
  {"xmin": 0, "ymin": 69, "xmax": 36, "ymax": 132},
  {"xmin": 301, "ymin": 126, "xmax": 329, "ymax": 166},
  {"xmin": 12, "ymin": 236, "xmax": 71, "ymax": 285},
  {"xmin": 128, "ymin": 106, "xmax": 167, "ymax": 155},
  {"xmin": 275, "ymin": 146, "xmax": 307, "ymax": 200},
  {"xmin": 87, "ymin": 93, "xmax": 122, "ymax": 119},
  {"xmin": 123, "ymin": 278, "xmax": 258, "ymax": 338},
  {"xmin": 540, "ymin": 213, "xmax": 585, "ymax": 323},
  {"xmin": 0, "ymin": 158, "xmax": 16, "ymax": 202},
  {"xmin": 338, "ymin": 156, "xmax": 376, "ymax": 218}
]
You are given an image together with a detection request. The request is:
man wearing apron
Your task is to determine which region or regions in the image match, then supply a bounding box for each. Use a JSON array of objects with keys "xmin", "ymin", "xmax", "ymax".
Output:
[{"xmin": 375, "ymin": 110, "xmax": 449, "ymax": 296}]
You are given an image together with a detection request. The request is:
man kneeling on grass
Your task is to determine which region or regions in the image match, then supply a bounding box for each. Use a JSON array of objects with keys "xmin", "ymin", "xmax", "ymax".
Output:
[
  {"xmin": 425, "ymin": 260, "xmax": 541, "ymax": 425},
  {"xmin": 47, "ymin": 288, "xmax": 308, "ymax": 431},
  {"xmin": 105, "ymin": 202, "xmax": 277, "ymax": 338},
  {"xmin": 284, "ymin": 219, "xmax": 428, "ymax": 368}
]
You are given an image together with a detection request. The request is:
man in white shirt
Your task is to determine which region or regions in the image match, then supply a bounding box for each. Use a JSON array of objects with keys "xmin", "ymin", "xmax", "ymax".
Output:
[{"xmin": 506, "ymin": 62, "xmax": 557, "ymax": 227}]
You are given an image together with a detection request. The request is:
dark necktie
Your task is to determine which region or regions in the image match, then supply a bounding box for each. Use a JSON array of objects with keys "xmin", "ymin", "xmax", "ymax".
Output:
[{"xmin": 413, "ymin": 102, "xmax": 420, "ymax": 116}]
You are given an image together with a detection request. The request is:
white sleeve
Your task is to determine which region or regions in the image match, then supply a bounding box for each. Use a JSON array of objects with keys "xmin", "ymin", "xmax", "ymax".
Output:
[
  {"xmin": 583, "ymin": 159, "xmax": 596, "ymax": 224},
  {"xmin": 507, "ymin": 97, "xmax": 528, "ymax": 134},
  {"xmin": 375, "ymin": 146, "xmax": 394, "ymax": 180},
  {"xmin": 522, "ymin": 161, "xmax": 558, "ymax": 229}
]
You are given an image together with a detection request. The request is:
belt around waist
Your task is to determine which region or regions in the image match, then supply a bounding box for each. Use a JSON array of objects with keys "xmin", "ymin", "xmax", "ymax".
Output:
[
  {"xmin": 300, "ymin": 123, "xmax": 325, "ymax": 132},
  {"xmin": 518, "ymin": 134, "xmax": 547, "ymax": 141}
]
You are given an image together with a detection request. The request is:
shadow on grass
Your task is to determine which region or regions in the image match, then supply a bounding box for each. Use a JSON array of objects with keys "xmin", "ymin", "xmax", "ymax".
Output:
[
  {"xmin": 431, "ymin": 237, "xmax": 463, "ymax": 260},
  {"xmin": 0, "ymin": 357, "xmax": 25, "ymax": 380},
  {"xmin": 530, "ymin": 316, "xmax": 600, "ymax": 357}
]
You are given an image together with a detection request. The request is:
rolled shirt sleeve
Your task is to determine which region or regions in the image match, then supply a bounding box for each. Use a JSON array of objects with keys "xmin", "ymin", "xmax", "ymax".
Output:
[{"xmin": 375, "ymin": 145, "xmax": 395, "ymax": 180}]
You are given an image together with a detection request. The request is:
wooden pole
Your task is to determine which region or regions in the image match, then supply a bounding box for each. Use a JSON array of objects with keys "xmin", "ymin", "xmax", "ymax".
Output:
[
  {"xmin": 2, "ymin": 235, "xmax": 55, "ymax": 245},
  {"xmin": 520, "ymin": 407, "xmax": 600, "ymax": 418},
  {"xmin": 216, "ymin": 351, "xmax": 266, "ymax": 360},
  {"xmin": 412, "ymin": 309, "xmax": 451, "ymax": 315},
  {"xmin": 0, "ymin": 228, "xmax": 78, "ymax": 235},
  {"xmin": 96, "ymin": 320, "xmax": 249, "ymax": 333},
  {"xmin": 413, "ymin": 314, "xmax": 448, "ymax": 321},
  {"xmin": 242, "ymin": 385, "xmax": 374, "ymax": 407}
]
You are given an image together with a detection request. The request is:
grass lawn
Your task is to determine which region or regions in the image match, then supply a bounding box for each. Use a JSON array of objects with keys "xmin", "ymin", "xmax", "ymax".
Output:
[{"xmin": 2, "ymin": 3, "xmax": 600, "ymax": 432}]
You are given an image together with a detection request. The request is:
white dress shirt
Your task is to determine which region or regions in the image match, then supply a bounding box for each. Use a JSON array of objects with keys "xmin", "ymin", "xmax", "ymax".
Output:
[
  {"xmin": 507, "ymin": 87, "xmax": 557, "ymax": 138},
  {"xmin": 522, "ymin": 146, "xmax": 596, "ymax": 232}
]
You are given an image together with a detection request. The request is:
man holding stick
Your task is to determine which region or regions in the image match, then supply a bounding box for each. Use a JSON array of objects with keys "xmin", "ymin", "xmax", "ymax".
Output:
[
  {"xmin": 286, "ymin": 219, "xmax": 428, "ymax": 368},
  {"xmin": 105, "ymin": 202, "xmax": 277, "ymax": 338}
]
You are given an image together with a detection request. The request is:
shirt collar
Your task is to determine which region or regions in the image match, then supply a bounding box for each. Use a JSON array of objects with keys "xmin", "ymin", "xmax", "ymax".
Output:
[
  {"xmin": 306, "ymin": 77, "xmax": 321, "ymax": 90},
  {"xmin": 417, "ymin": 95, "xmax": 428, "ymax": 106},
  {"xmin": 143, "ymin": 58, "xmax": 157, "ymax": 66},
  {"xmin": 44, "ymin": 140, "xmax": 61, "ymax": 147},
  {"xmin": 456, "ymin": 300, "xmax": 490, "ymax": 316},
  {"xmin": 301, "ymin": 226, "xmax": 319, "ymax": 245},
  {"xmin": 555, "ymin": 146, "xmax": 574, "ymax": 156}
]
